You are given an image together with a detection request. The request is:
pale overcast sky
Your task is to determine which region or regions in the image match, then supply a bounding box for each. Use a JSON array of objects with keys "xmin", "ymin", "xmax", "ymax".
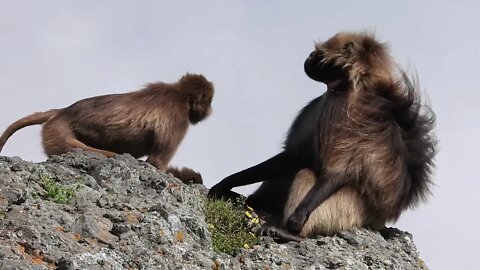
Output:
[{"xmin": 0, "ymin": 1, "xmax": 478, "ymax": 269}]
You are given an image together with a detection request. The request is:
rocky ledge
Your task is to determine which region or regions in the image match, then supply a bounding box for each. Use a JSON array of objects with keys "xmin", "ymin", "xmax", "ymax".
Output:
[{"xmin": 0, "ymin": 151, "xmax": 428, "ymax": 269}]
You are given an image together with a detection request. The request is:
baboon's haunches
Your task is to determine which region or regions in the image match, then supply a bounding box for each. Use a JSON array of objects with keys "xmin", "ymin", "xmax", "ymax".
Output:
[
  {"xmin": 0, "ymin": 73, "xmax": 214, "ymax": 184},
  {"xmin": 209, "ymin": 32, "xmax": 436, "ymax": 240}
]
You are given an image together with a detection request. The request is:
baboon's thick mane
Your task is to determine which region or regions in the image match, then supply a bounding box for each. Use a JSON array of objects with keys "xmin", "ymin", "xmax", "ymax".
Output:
[{"xmin": 315, "ymin": 32, "xmax": 436, "ymax": 220}]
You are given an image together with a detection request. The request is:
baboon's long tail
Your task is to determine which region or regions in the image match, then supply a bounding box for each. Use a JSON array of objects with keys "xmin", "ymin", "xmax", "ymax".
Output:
[{"xmin": 0, "ymin": 109, "xmax": 60, "ymax": 153}]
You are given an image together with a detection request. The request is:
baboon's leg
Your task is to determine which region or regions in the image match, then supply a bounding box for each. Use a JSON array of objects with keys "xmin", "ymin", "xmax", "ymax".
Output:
[
  {"xmin": 65, "ymin": 138, "xmax": 116, "ymax": 157},
  {"xmin": 42, "ymin": 119, "xmax": 73, "ymax": 156},
  {"xmin": 147, "ymin": 140, "xmax": 178, "ymax": 170},
  {"xmin": 283, "ymin": 169, "xmax": 367, "ymax": 237},
  {"xmin": 42, "ymin": 118, "xmax": 116, "ymax": 157},
  {"xmin": 146, "ymin": 153, "xmax": 169, "ymax": 171}
]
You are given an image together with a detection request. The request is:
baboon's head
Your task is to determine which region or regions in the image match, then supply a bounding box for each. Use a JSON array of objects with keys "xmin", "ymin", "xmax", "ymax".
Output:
[
  {"xmin": 179, "ymin": 73, "xmax": 214, "ymax": 124},
  {"xmin": 304, "ymin": 32, "xmax": 392, "ymax": 91}
]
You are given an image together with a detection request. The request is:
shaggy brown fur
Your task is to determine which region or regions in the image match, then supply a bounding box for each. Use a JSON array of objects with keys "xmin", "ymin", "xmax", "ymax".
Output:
[
  {"xmin": 0, "ymin": 73, "xmax": 214, "ymax": 184},
  {"xmin": 209, "ymin": 32, "xmax": 436, "ymax": 240}
]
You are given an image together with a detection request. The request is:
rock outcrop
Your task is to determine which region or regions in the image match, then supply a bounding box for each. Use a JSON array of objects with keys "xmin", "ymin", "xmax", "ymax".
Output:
[{"xmin": 0, "ymin": 151, "xmax": 428, "ymax": 269}]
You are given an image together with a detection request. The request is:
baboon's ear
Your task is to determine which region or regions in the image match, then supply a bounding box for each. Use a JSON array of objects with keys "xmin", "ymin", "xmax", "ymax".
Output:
[
  {"xmin": 343, "ymin": 41, "xmax": 359, "ymax": 56},
  {"xmin": 343, "ymin": 41, "xmax": 355, "ymax": 51}
]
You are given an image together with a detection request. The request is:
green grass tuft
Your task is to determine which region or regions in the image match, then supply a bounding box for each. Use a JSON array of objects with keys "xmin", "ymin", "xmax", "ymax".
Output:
[
  {"xmin": 204, "ymin": 198, "xmax": 259, "ymax": 255},
  {"xmin": 38, "ymin": 174, "xmax": 78, "ymax": 204}
]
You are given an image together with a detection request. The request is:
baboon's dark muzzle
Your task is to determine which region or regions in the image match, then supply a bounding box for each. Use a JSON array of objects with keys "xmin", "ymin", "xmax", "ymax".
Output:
[
  {"xmin": 304, "ymin": 50, "xmax": 346, "ymax": 84},
  {"xmin": 304, "ymin": 50, "xmax": 325, "ymax": 82}
]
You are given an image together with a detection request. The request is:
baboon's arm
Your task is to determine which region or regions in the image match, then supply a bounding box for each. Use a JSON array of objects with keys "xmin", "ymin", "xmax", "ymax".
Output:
[
  {"xmin": 285, "ymin": 174, "xmax": 348, "ymax": 234},
  {"xmin": 208, "ymin": 151, "xmax": 303, "ymax": 200}
]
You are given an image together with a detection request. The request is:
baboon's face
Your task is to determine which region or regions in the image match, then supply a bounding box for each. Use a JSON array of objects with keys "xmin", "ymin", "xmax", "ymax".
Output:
[
  {"xmin": 189, "ymin": 89, "xmax": 213, "ymax": 124},
  {"xmin": 304, "ymin": 50, "xmax": 347, "ymax": 87},
  {"xmin": 304, "ymin": 32, "xmax": 380, "ymax": 90},
  {"xmin": 178, "ymin": 73, "xmax": 215, "ymax": 124},
  {"xmin": 188, "ymin": 77, "xmax": 214, "ymax": 124}
]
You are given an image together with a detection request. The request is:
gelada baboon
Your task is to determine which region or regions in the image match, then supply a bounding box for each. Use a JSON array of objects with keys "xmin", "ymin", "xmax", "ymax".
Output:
[
  {"xmin": 0, "ymin": 73, "xmax": 214, "ymax": 184},
  {"xmin": 209, "ymin": 32, "xmax": 436, "ymax": 241}
]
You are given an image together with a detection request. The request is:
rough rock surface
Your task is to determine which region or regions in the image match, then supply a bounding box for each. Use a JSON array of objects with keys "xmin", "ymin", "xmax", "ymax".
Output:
[{"xmin": 0, "ymin": 151, "xmax": 429, "ymax": 270}]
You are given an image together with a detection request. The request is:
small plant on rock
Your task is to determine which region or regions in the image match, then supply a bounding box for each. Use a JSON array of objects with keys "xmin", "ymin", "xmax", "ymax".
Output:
[
  {"xmin": 38, "ymin": 174, "xmax": 78, "ymax": 204},
  {"xmin": 204, "ymin": 197, "xmax": 260, "ymax": 255}
]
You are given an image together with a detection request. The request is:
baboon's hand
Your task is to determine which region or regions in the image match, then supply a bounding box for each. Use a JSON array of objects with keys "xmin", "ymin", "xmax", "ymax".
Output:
[
  {"xmin": 207, "ymin": 183, "xmax": 241, "ymax": 202},
  {"xmin": 207, "ymin": 183, "xmax": 227, "ymax": 199},
  {"xmin": 285, "ymin": 210, "xmax": 309, "ymax": 234}
]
